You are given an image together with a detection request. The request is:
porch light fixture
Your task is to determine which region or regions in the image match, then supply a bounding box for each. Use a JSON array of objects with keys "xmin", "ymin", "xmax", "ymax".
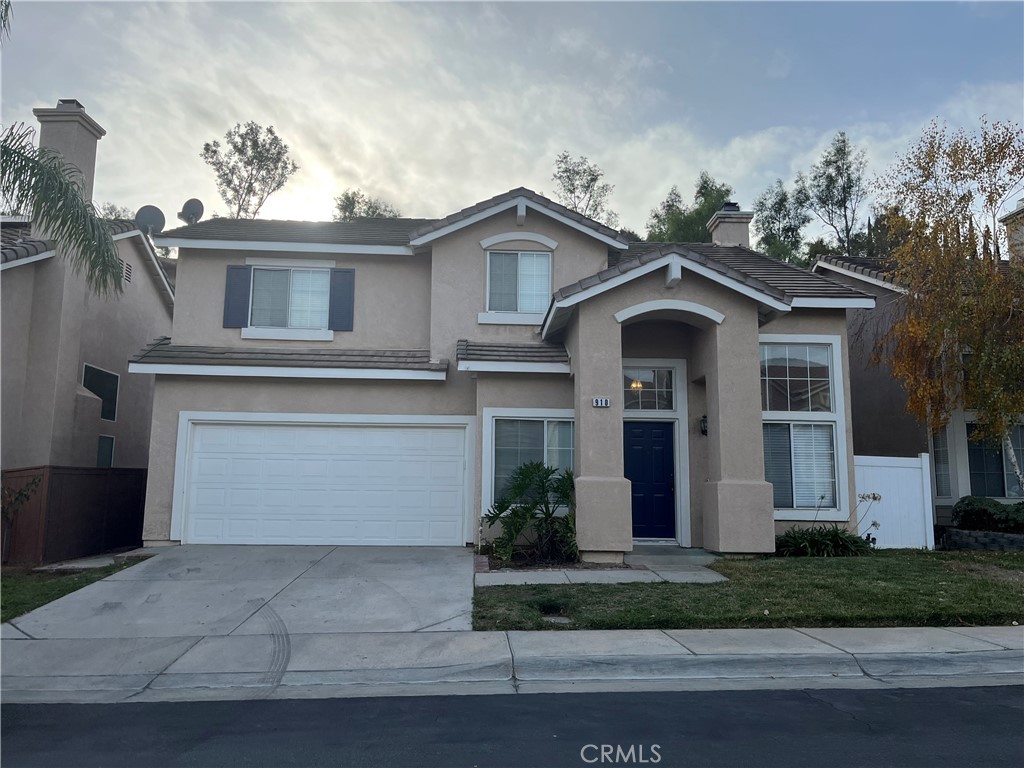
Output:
[
  {"xmin": 699, "ymin": 415, "xmax": 708, "ymax": 436},
  {"xmin": 630, "ymin": 379, "xmax": 644, "ymax": 391}
]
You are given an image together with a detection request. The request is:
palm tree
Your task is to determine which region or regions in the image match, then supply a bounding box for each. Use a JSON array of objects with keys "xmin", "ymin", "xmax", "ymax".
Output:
[{"xmin": 0, "ymin": 0, "xmax": 122, "ymax": 295}]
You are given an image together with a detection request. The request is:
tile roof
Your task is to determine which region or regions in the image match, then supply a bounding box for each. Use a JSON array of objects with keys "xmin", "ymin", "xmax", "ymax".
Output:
[
  {"xmin": 817, "ymin": 253, "xmax": 1014, "ymax": 283},
  {"xmin": 456, "ymin": 339, "xmax": 569, "ymax": 363},
  {"xmin": 1, "ymin": 221, "xmax": 54, "ymax": 265},
  {"xmin": 553, "ymin": 243, "xmax": 870, "ymax": 303},
  {"xmin": 158, "ymin": 217, "xmax": 437, "ymax": 246},
  {"xmin": 131, "ymin": 337, "xmax": 448, "ymax": 371},
  {"xmin": 408, "ymin": 187, "xmax": 627, "ymax": 245}
]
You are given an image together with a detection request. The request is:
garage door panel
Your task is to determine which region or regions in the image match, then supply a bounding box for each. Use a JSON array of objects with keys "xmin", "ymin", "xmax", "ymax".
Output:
[{"xmin": 184, "ymin": 422, "xmax": 467, "ymax": 546}]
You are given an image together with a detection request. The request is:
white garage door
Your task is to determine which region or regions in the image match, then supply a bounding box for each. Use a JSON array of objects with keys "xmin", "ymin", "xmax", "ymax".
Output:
[{"xmin": 183, "ymin": 422, "xmax": 467, "ymax": 545}]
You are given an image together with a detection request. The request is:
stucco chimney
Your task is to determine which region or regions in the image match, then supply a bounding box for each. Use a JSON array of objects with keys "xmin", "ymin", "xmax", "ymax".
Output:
[
  {"xmin": 707, "ymin": 201, "xmax": 754, "ymax": 248},
  {"xmin": 999, "ymin": 197, "xmax": 1024, "ymax": 263},
  {"xmin": 32, "ymin": 99, "xmax": 106, "ymax": 204}
]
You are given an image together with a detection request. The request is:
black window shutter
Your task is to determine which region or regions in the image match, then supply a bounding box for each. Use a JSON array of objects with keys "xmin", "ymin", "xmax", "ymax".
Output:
[
  {"xmin": 223, "ymin": 265, "xmax": 252, "ymax": 328},
  {"xmin": 328, "ymin": 268, "xmax": 355, "ymax": 331}
]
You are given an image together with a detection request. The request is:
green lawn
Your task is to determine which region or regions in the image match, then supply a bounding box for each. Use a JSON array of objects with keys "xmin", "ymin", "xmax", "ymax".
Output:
[
  {"xmin": 473, "ymin": 550, "xmax": 1024, "ymax": 631},
  {"xmin": 1, "ymin": 563, "xmax": 131, "ymax": 624}
]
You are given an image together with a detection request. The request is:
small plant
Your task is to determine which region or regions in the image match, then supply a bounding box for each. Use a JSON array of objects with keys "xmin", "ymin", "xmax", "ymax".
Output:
[
  {"xmin": 775, "ymin": 524, "xmax": 874, "ymax": 557},
  {"xmin": 951, "ymin": 496, "xmax": 1024, "ymax": 534},
  {"xmin": 855, "ymin": 492, "xmax": 882, "ymax": 546},
  {"xmin": 2, "ymin": 475, "xmax": 41, "ymax": 562},
  {"xmin": 483, "ymin": 462, "xmax": 577, "ymax": 563}
]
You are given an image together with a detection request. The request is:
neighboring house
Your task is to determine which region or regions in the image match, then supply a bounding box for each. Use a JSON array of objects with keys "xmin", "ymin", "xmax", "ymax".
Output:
[
  {"xmin": 1, "ymin": 100, "xmax": 174, "ymax": 562},
  {"xmin": 812, "ymin": 200, "xmax": 1024, "ymax": 525},
  {"xmin": 133, "ymin": 191, "xmax": 872, "ymax": 561}
]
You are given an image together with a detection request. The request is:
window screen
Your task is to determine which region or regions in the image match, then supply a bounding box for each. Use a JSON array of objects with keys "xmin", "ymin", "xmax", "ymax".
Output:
[
  {"xmin": 96, "ymin": 436, "xmax": 114, "ymax": 468},
  {"xmin": 493, "ymin": 418, "xmax": 574, "ymax": 499}
]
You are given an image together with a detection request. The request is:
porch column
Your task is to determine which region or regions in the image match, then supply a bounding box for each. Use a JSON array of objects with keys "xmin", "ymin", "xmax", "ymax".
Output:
[
  {"xmin": 567, "ymin": 302, "xmax": 633, "ymax": 562},
  {"xmin": 701, "ymin": 307, "xmax": 775, "ymax": 553}
]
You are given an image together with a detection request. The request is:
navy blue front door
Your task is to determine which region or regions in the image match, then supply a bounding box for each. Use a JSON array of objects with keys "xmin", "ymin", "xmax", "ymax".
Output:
[{"xmin": 624, "ymin": 421, "xmax": 675, "ymax": 539}]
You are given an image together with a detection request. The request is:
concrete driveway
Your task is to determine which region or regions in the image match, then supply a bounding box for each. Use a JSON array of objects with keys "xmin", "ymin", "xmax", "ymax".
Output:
[{"xmin": 9, "ymin": 545, "xmax": 475, "ymax": 639}]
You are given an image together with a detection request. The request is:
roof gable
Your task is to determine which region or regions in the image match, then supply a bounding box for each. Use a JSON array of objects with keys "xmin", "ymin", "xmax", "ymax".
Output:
[{"xmin": 407, "ymin": 188, "xmax": 628, "ymax": 249}]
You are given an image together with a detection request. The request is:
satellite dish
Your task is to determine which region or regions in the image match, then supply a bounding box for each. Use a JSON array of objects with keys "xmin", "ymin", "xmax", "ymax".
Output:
[
  {"xmin": 177, "ymin": 198, "xmax": 204, "ymax": 225},
  {"xmin": 134, "ymin": 205, "xmax": 165, "ymax": 236}
]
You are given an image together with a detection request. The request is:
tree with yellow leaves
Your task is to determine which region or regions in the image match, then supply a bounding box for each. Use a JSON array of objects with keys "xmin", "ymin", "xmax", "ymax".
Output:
[{"xmin": 876, "ymin": 118, "xmax": 1024, "ymax": 493}]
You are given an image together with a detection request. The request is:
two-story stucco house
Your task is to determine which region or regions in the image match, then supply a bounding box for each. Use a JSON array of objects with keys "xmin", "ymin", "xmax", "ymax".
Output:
[
  {"xmin": 133, "ymin": 190, "xmax": 873, "ymax": 561},
  {"xmin": 1, "ymin": 100, "xmax": 174, "ymax": 476}
]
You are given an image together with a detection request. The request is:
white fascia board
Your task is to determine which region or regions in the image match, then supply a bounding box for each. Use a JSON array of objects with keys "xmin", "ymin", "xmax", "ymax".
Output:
[
  {"xmin": 457, "ymin": 361, "xmax": 570, "ymax": 374},
  {"xmin": 0, "ymin": 250, "xmax": 55, "ymax": 271},
  {"xmin": 128, "ymin": 363, "xmax": 447, "ymax": 380},
  {"xmin": 789, "ymin": 296, "xmax": 876, "ymax": 309},
  {"xmin": 154, "ymin": 238, "xmax": 414, "ymax": 256},
  {"xmin": 410, "ymin": 196, "xmax": 626, "ymax": 249},
  {"xmin": 119, "ymin": 229, "xmax": 175, "ymax": 307},
  {"xmin": 812, "ymin": 260, "xmax": 906, "ymax": 295}
]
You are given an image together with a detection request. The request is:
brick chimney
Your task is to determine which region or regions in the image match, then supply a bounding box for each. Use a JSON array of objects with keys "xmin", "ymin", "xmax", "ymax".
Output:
[
  {"xmin": 32, "ymin": 99, "xmax": 106, "ymax": 204},
  {"xmin": 998, "ymin": 197, "xmax": 1024, "ymax": 263},
  {"xmin": 706, "ymin": 201, "xmax": 754, "ymax": 248}
]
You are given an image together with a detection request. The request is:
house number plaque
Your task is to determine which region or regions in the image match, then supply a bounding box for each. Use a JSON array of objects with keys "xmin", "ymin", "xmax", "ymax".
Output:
[{"xmin": 592, "ymin": 397, "xmax": 611, "ymax": 408}]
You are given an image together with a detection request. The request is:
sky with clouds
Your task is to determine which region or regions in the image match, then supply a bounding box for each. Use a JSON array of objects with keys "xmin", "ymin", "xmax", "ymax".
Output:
[{"xmin": 3, "ymin": 1, "xmax": 1022, "ymax": 235}]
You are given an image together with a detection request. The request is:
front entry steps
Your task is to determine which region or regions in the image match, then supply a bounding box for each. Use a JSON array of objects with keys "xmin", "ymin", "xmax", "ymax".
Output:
[{"xmin": 625, "ymin": 545, "xmax": 720, "ymax": 569}]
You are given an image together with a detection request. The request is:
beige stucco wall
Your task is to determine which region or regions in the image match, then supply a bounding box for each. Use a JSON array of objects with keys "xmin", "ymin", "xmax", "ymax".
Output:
[
  {"xmin": 428, "ymin": 208, "xmax": 610, "ymax": 362},
  {"xmin": 2, "ymin": 237, "xmax": 172, "ymax": 471},
  {"xmin": 171, "ymin": 249, "xmax": 432, "ymax": 350}
]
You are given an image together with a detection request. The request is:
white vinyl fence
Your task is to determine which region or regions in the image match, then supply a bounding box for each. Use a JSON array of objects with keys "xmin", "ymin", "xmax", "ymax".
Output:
[{"xmin": 853, "ymin": 454, "xmax": 935, "ymax": 550}]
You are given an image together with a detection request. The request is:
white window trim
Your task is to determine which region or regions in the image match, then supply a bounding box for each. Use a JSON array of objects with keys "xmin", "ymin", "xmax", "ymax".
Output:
[
  {"xmin": 484, "ymin": 249, "xmax": 552, "ymax": 316},
  {"xmin": 97, "ymin": 434, "xmax": 115, "ymax": 468},
  {"xmin": 82, "ymin": 363, "xmax": 120, "ymax": 423},
  {"xmin": 170, "ymin": 412, "xmax": 476, "ymax": 545},
  {"xmin": 481, "ymin": 407, "xmax": 574, "ymax": 520},
  {"xmin": 241, "ymin": 328, "xmax": 335, "ymax": 342},
  {"xmin": 957, "ymin": 414, "xmax": 1024, "ymax": 501},
  {"xmin": 759, "ymin": 334, "xmax": 850, "ymax": 522},
  {"xmin": 479, "ymin": 232, "xmax": 558, "ymax": 250},
  {"xmin": 621, "ymin": 358, "xmax": 691, "ymax": 547},
  {"xmin": 247, "ymin": 263, "xmax": 333, "ymax": 333},
  {"xmin": 476, "ymin": 312, "xmax": 545, "ymax": 326},
  {"xmin": 457, "ymin": 361, "xmax": 570, "ymax": 374}
]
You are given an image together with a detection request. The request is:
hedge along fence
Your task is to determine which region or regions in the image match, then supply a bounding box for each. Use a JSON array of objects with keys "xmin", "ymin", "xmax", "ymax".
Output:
[
  {"xmin": 940, "ymin": 495, "xmax": 1024, "ymax": 552},
  {"xmin": 943, "ymin": 529, "xmax": 1024, "ymax": 553}
]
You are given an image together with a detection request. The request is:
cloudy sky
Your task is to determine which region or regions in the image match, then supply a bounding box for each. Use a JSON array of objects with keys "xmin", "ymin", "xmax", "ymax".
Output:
[{"xmin": 3, "ymin": 1, "xmax": 1022, "ymax": 234}]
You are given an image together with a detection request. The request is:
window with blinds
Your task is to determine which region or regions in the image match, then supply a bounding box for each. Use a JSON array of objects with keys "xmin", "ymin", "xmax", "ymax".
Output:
[
  {"xmin": 761, "ymin": 341, "xmax": 839, "ymax": 510},
  {"xmin": 487, "ymin": 251, "xmax": 551, "ymax": 313},
  {"xmin": 493, "ymin": 418, "xmax": 574, "ymax": 500},
  {"xmin": 932, "ymin": 428, "xmax": 952, "ymax": 498},
  {"xmin": 250, "ymin": 267, "xmax": 330, "ymax": 329}
]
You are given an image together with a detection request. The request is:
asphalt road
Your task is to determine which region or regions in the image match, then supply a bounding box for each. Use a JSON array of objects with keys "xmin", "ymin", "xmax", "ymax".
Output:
[{"xmin": 3, "ymin": 686, "xmax": 1022, "ymax": 768}]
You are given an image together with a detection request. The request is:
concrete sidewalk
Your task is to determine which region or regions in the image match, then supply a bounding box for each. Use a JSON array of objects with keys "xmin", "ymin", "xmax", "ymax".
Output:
[{"xmin": 2, "ymin": 625, "xmax": 1021, "ymax": 704}]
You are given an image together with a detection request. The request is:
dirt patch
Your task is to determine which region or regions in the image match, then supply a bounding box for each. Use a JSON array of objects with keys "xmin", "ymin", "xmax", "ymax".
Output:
[
  {"xmin": 486, "ymin": 556, "xmax": 633, "ymax": 572},
  {"xmin": 943, "ymin": 560, "xmax": 1024, "ymax": 585}
]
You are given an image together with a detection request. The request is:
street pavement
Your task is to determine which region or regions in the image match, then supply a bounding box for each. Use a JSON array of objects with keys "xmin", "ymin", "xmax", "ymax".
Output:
[{"xmin": 3, "ymin": 686, "xmax": 1022, "ymax": 767}]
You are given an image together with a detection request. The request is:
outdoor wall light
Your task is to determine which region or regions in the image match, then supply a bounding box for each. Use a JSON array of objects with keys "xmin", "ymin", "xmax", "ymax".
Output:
[{"xmin": 699, "ymin": 415, "xmax": 708, "ymax": 435}]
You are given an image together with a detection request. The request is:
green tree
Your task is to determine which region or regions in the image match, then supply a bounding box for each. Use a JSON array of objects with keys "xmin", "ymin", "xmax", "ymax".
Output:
[
  {"xmin": 200, "ymin": 122, "xmax": 298, "ymax": 219},
  {"xmin": 753, "ymin": 178, "xmax": 811, "ymax": 265},
  {"xmin": 798, "ymin": 132, "xmax": 869, "ymax": 260},
  {"xmin": 618, "ymin": 227, "xmax": 643, "ymax": 242},
  {"xmin": 646, "ymin": 172, "xmax": 733, "ymax": 242},
  {"xmin": 876, "ymin": 118, "xmax": 1024, "ymax": 491},
  {"xmin": 551, "ymin": 151, "xmax": 618, "ymax": 227},
  {"xmin": 333, "ymin": 188, "xmax": 401, "ymax": 221}
]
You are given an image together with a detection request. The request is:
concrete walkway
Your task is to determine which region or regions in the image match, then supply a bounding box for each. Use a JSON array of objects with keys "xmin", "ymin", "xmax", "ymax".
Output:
[{"xmin": 2, "ymin": 625, "xmax": 1020, "ymax": 704}]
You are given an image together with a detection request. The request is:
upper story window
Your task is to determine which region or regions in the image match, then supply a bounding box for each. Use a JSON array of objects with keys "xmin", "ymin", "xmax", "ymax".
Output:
[
  {"xmin": 760, "ymin": 340, "xmax": 841, "ymax": 513},
  {"xmin": 487, "ymin": 251, "xmax": 551, "ymax": 314},
  {"xmin": 251, "ymin": 267, "xmax": 330, "ymax": 330},
  {"xmin": 623, "ymin": 367, "xmax": 674, "ymax": 411},
  {"xmin": 82, "ymin": 364, "xmax": 118, "ymax": 421}
]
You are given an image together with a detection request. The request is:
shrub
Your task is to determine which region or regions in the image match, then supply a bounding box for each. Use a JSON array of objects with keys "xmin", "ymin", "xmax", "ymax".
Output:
[
  {"xmin": 483, "ymin": 462, "xmax": 577, "ymax": 563},
  {"xmin": 951, "ymin": 496, "xmax": 1024, "ymax": 534},
  {"xmin": 775, "ymin": 524, "xmax": 874, "ymax": 557}
]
